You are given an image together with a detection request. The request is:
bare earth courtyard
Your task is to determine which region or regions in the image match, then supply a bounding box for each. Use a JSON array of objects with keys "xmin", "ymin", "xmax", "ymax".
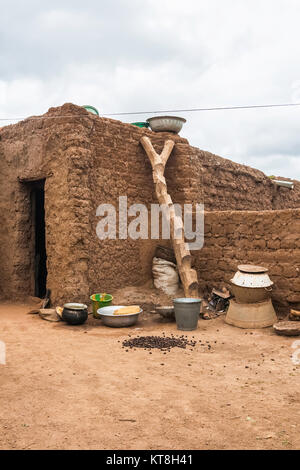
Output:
[{"xmin": 0, "ymin": 301, "xmax": 299, "ymax": 451}]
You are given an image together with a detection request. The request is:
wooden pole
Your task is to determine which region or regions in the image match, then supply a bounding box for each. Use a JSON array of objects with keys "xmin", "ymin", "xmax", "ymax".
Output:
[{"xmin": 140, "ymin": 136, "xmax": 199, "ymax": 298}]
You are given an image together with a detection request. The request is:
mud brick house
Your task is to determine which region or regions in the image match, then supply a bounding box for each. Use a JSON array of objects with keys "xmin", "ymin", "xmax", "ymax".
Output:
[{"xmin": 0, "ymin": 103, "xmax": 300, "ymax": 311}]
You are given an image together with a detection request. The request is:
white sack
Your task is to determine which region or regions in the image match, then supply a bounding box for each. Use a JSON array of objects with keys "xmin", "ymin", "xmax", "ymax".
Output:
[{"xmin": 152, "ymin": 257, "xmax": 179, "ymax": 296}]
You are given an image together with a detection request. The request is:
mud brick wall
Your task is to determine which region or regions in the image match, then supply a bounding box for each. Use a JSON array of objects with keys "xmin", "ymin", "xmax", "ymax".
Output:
[
  {"xmin": 87, "ymin": 115, "xmax": 203, "ymax": 297},
  {"xmin": 194, "ymin": 209, "xmax": 300, "ymax": 313},
  {"xmin": 0, "ymin": 106, "xmax": 95, "ymax": 303},
  {"xmin": 0, "ymin": 102, "xmax": 299, "ymax": 306},
  {"xmin": 196, "ymin": 149, "xmax": 300, "ymax": 211},
  {"xmin": 0, "ymin": 103, "xmax": 203, "ymax": 304}
]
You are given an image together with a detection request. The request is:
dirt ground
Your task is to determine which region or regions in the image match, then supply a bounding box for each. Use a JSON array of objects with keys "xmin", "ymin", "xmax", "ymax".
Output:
[{"xmin": 0, "ymin": 294, "xmax": 299, "ymax": 450}]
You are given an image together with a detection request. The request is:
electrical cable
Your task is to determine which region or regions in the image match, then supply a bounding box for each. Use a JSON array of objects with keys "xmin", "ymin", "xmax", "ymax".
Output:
[{"xmin": 0, "ymin": 102, "xmax": 300, "ymax": 122}]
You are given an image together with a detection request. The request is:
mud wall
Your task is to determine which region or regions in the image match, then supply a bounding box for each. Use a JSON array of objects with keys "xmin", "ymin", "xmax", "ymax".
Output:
[
  {"xmin": 0, "ymin": 102, "xmax": 299, "ymax": 307},
  {"xmin": 87, "ymin": 114, "xmax": 203, "ymax": 298},
  {"xmin": 196, "ymin": 149, "xmax": 300, "ymax": 211},
  {"xmin": 194, "ymin": 208, "xmax": 300, "ymax": 313},
  {"xmin": 0, "ymin": 104, "xmax": 204, "ymax": 304},
  {"xmin": 0, "ymin": 106, "xmax": 95, "ymax": 303}
]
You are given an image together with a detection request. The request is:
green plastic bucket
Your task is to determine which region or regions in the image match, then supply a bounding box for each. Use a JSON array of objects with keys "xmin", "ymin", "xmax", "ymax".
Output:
[
  {"xmin": 173, "ymin": 298, "xmax": 202, "ymax": 331},
  {"xmin": 90, "ymin": 293, "xmax": 113, "ymax": 318},
  {"xmin": 131, "ymin": 122, "xmax": 149, "ymax": 128}
]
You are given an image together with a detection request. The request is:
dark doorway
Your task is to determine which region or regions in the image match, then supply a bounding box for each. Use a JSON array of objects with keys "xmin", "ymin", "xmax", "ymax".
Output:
[{"xmin": 32, "ymin": 180, "xmax": 47, "ymax": 298}]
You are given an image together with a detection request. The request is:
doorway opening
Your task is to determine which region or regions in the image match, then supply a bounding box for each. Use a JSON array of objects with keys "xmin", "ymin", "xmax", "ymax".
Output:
[{"xmin": 31, "ymin": 180, "xmax": 47, "ymax": 298}]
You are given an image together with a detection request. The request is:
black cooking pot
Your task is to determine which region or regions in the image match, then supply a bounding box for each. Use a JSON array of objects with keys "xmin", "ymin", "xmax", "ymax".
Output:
[{"xmin": 62, "ymin": 303, "xmax": 88, "ymax": 325}]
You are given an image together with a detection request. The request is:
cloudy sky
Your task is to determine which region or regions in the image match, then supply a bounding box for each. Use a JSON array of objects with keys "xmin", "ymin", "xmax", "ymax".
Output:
[{"xmin": 1, "ymin": 0, "xmax": 300, "ymax": 178}]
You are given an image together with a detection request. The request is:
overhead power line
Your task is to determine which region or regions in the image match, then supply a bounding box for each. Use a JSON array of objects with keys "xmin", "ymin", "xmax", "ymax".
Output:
[
  {"xmin": 0, "ymin": 102, "xmax": 300, "ymax": 122},
  {"xmin": 104, "ymin": 102, "xmax": 300, "ymax": 116}
]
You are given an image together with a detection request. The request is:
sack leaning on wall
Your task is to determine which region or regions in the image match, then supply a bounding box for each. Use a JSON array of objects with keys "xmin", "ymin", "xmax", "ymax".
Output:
[{"xmin": 152, "ymin": 257, "xmax": 180, "ymax": 296}]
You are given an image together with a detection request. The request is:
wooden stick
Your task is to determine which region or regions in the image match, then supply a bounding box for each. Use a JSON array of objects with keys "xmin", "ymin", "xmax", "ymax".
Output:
[{"xmin": 140, "ymin": 136, "xmax": 199, "ymax": 298}]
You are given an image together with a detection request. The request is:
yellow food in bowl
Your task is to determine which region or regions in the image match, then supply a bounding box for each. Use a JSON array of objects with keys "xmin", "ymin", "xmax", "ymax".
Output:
[{"xmin": 113, "ymin": 306, "xmax": 140, "ymax": 315}]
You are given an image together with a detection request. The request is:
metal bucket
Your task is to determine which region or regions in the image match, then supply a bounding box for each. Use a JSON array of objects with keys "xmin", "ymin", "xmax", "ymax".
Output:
[{"xmin": 173, "ymin": 298, "xmax": 201, "ymax": 331}]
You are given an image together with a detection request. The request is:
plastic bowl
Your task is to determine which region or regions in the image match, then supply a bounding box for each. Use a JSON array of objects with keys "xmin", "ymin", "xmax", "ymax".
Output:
[
  {"xmin": 131, "ymin": 122, "xmax": 150, "ymax": 128},
  {"xmin": 90, "ymin": 293, "xmax": 113, "ymax": 319},
  {"xmin": 82, "ymin": 105, "xmax": 99, "ymax": 116}
]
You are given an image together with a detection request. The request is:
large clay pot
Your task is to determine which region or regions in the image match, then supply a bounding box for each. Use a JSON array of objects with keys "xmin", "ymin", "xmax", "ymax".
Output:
[
  {"xmin": 230, "ymin": 265, "xmax": 273, "ymax": 304},
  {"xmin": 230, "ymin": 283, "xmax": 272, "ymax": 304}
]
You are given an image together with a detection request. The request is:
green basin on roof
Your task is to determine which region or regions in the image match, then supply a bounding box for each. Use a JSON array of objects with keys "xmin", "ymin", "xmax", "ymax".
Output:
[
  {"xmin": 82, "ymin": 105, "xmax": 99, "ymax": 116},
  {"xmin": 131, "ymin": 122, "xmax": 149, "ymax": 128}
]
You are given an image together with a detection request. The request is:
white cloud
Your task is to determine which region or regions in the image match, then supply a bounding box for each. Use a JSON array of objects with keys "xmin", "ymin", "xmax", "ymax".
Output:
[{"xmin": 1, "ymin": 0, "xmax": 300, "ymax": 178}]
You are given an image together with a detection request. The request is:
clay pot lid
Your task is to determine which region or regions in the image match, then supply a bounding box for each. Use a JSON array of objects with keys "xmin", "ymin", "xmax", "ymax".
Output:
[{"xmin": 238, "ymin": 264, "xmax": 268, "ymax": 274}]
